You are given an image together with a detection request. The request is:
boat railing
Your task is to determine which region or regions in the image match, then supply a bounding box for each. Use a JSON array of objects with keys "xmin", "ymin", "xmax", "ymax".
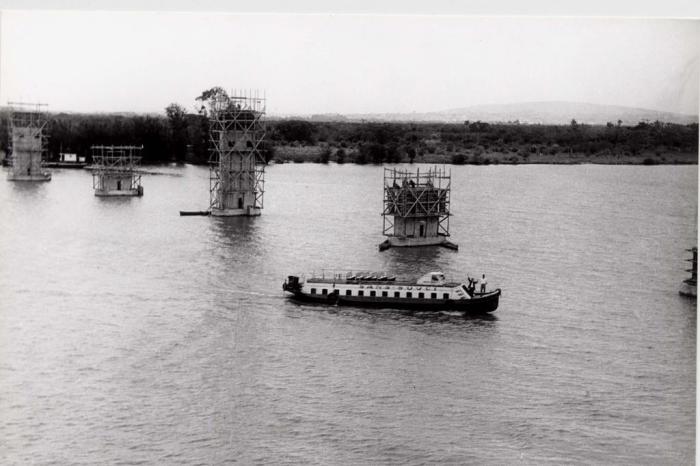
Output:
[
  {"xmin": 307, "ymin": 269, "xmax": 398, "ymax": 282},
  {"xmin": 684, "ymin": 247, "xmax": 697, "ymax": 285}
]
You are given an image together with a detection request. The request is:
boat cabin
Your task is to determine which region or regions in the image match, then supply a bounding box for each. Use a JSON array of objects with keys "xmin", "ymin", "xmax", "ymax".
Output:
[
  {"xmin": 417, "ymin": 272, "xmax": 446, "ymax": 285},
  {"xmin": 59, "ymin": 152, "xmax": 86, "ymax": 163}
]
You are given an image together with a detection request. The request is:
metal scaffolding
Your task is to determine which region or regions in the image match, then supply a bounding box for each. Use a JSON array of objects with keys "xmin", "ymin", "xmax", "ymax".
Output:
[
  {"xmin": 91, "ymin": 145, "xmax": 143, "ymax": 196},
  {"xmin": 208, "ymin": 89, "xmax": 266, "ymax": 216},
  {"xmin": 380, "ymin": 166, "xmax": 456, "ymax": 250},
  {"xmin": 7, "ymin": 101, "xmax": 51, "ymax": 181}
]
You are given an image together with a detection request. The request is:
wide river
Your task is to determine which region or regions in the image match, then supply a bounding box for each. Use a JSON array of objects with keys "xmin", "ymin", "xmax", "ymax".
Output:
[{"xmin": 0, "ymin": 163, "xmax": 696, "ymax": 464}]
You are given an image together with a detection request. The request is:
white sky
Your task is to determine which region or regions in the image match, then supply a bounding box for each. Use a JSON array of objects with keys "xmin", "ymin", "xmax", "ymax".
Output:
[{"xmin": 0, "ymin": 11, "xmax": 698, "ymax": 116}]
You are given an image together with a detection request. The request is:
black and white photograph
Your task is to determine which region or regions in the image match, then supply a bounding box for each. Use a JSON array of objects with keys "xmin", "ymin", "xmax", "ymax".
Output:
[{"xmin": 0, "ymin": 1, "xmax": 698, "ymax": 464}]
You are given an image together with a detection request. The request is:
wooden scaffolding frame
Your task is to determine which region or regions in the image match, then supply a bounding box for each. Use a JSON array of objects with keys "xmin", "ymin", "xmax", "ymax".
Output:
[
  {"xmin": 91, "ymin": 145, "xmax": 143, "ymax": 191},
  {"xmin": 7, "ymin": 101, "xmax": 49, "ymax": 176},
  {"xmin": 208, "ymin": 90, "xmax": 266, "ymax": 212},
  {"xmin": 382, "ymin": 166, "xmax": 452, "ymax": 238}
]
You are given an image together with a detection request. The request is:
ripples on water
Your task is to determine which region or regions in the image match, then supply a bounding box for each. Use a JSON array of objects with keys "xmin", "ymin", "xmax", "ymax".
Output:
[{"xmin": 0, "ymin": 163, "xmax": 696, "ymax": 464}]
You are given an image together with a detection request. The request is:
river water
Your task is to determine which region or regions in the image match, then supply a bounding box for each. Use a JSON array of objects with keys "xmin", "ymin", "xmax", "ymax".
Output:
[{"xmin": 0, "ymin": 163, "xmax": 696, "ymax": 464}]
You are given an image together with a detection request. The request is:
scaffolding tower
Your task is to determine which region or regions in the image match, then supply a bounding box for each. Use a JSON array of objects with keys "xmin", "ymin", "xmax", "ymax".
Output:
[
  {"xmin": 208, "ymin": 90, "xmax": 266, "ymax": 216},
  {"xmin": 379, "ymin": 166, "xmax": 458, "ymax": 251},
  {"xmin": 91, "ymin": 145, "xmax": 144, "ymax": 197},
  {"xmin": 7, "ymin": 101, "xmax": 51, "ymax": 181}
]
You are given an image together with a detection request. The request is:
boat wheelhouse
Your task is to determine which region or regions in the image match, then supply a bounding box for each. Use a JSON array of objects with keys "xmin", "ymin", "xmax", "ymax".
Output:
[{"xmin": 283, "ymin": 270, "xmax": 500, "ymax": 313}]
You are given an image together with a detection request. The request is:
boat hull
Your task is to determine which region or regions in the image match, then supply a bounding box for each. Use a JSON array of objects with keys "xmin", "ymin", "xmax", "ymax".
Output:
[{"xmin": 285, "ymin": 289, "xmax": 501, "ymax": 314}]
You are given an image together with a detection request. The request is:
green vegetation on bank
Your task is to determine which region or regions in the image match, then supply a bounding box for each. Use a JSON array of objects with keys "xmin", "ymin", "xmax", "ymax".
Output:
[
  {"xmin": 272, "ymin": 118, "xmax": 698, "ymax": 165},
  {"xmin": 0, "ymin": 106, "xmax": 697, "ymax": 166}
]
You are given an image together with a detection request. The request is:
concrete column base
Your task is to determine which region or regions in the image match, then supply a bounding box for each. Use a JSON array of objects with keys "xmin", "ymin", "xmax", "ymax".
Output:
[
  {"xmin": 211, "ymin": 207, "xmax": 262, "ymax": 217},
  {"xmin": 379, "ymin": 236, "xmax": 458, "ymax": 251},
  {"xmin": 8, "ymin": 173, "xmax": 51, "ymax": 181},
  {"xmin": 95, "ymin": 186, "xmax": 143, "ymax": 197}
]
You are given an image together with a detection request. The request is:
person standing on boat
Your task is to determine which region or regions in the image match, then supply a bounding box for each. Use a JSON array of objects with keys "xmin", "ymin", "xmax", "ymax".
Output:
[
  {"xmin": 466, "ymin": 276, "xmax": 476, "ymax": 297},
  {"xmin": 480, "ymin": 274, "xmax": 487, "ymax": 294}
]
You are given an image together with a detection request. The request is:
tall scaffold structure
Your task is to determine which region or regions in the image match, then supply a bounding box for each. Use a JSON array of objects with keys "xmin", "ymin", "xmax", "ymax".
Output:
[
  {"xmin": 208, "ymin": 89, "xmax": 266, "ymax": 216},
  {"xmin": 91, "ymin": 145, "xmax": 144, "ymax": 197},
  {"xmin": 379, "ymin": 166, "xmax": 458, "ymax": 251},
  {"xmin": 6, "ymin": 102, "xmax": 51, "ymax": 181}
]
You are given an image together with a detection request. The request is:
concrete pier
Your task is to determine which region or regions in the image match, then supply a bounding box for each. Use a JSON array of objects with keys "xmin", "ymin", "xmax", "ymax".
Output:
[{"xmin": 380, "ymin": 166, "xmax": 458, "ymax": 251}]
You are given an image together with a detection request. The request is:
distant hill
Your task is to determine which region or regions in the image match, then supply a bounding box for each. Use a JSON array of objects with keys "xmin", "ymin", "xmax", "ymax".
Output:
[{"xmin": 335, "ymin": 101, "xmax": 699, "ymax": 125}]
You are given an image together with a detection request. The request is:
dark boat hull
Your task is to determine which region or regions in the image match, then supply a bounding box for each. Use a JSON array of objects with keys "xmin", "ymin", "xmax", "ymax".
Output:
[{"xmin": 285, "ymin": 289, "xmax": 501, "ymax": 314}]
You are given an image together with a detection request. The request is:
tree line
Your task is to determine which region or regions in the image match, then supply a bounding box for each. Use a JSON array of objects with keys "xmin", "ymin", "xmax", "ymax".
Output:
[
  {"xmin": 0, "ymin": 106, "xmax": 696, "ymax": 165},
  {"xmin": 277, "ymin": 118, "xmax": 698, "ymax": 164}
]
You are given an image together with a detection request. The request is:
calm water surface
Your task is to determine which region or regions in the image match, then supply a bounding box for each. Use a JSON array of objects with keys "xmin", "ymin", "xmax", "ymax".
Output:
[{"xmin": 0, "ymin": 163, "xmax": 696, "ymax": 464}]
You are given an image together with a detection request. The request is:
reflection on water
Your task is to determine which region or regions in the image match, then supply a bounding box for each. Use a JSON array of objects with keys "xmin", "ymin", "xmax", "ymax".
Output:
[
  {"xmin": 0, "ymin": 163, "xmax": 696, "ymax": 465},
  {"xmin": 381, "ymin": 245, "xmax": 459, "ymax": 278},
  {"xmin": 209, "ymin": 216, "xmax": 259, "ymax": 247},
  {"xmin": 9, "ymin": 180, "xmax": 47, "ymax": 194}
]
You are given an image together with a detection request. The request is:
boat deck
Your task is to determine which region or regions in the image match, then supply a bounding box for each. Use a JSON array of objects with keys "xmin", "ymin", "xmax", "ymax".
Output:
[{"xmin": 306, "ymin": 277, "xmax": 461, "ymax": 287}]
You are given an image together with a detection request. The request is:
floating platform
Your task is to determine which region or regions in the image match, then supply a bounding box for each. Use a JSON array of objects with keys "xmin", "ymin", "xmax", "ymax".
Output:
[
  {"xmin": 94, "ymin": 186, "xmax": 143, "ymax": 197},
  {"xmin": 210, "ymin": 207, "xmax": 262, "ymax": 217},
  {"xmin": 7, "ymin": 173, "xmax": 52, "ymax": 182},
  {"xmin": 379, "ymin": 236, "xmax": 458, "ymax": 251}
]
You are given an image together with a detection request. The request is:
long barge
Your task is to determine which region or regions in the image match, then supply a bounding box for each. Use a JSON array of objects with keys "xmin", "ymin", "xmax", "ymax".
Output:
[{"xmin": 283, "ymin": 271, "xmax": 500, "ymax": 313}]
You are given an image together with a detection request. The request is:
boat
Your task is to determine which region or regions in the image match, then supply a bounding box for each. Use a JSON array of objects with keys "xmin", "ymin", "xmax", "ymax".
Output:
[
  {"xmin": 44, "ymin": 152, "xmax": 87, "ymax": 169},
  {"xmin": 679, "ymin": 247, "xmax": 697, "ymax": 298},
  {"xmin": 283, "ymin": 270, "xmax": 501, "ymax": 313},
  {"xmin": 44, "ymin": 161, "xmax": 87, "ymax": 169}
]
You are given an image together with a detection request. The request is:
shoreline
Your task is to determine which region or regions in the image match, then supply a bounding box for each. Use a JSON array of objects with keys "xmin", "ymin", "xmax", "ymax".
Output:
[{"xmin": 271, "ymin": 145, "xmax": 698, "ymax": 166}]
